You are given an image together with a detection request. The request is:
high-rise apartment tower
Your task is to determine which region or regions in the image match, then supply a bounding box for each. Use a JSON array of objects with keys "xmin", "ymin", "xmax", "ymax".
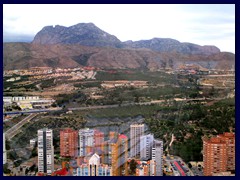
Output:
[
  {"xmin": 38, "ymin": 128, "xmax": 54, "ymax": 175},
  {"xmin": 203, "ymin": 132, "xmax": 235, "ymax": 176},
  {"xmin": 60, "ymin": 128, "xmax": 78, "ymax": 157},
  {"xmin": 130, "ymin": 124, "xmax": 144, "ymax": 158}
]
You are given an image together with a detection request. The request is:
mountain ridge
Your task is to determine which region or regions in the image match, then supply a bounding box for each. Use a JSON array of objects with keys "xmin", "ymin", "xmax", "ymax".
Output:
[
  {"xmin": 3, "ymin": 42, "xmax": 235, "ymax": 71},
  {"xmin": 3, "ymin": 22, "xmax": 235, "ymax": 71},
  {"xmin": 32, "ymin": 22, "xmax": 222, "ymax": 55}
]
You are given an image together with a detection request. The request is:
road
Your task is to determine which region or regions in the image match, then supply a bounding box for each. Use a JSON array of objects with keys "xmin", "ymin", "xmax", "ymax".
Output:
[
  {"xmin": 5, "ymin": 113, "xmax": 38, "ymax": 140},
  {"xmin": 68, "ymin": 97, "xmax": 223, "ymax": 111},
  {"xmin": 4, "ymin": 97, "xmax": 223, "ymax": 115},
  {"xmin": 3, "ymin": 107, "xmax": 62, "ymax": 115}
]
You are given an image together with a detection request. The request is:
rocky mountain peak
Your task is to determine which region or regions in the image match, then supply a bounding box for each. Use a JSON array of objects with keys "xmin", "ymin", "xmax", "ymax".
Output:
[
  {"xmin": 32, "ymin": 22, "xmax": 222, "ymax": 55},
  {"xmin": 32, "ymin": 23, "xmax": 122, "ymax": 48}
]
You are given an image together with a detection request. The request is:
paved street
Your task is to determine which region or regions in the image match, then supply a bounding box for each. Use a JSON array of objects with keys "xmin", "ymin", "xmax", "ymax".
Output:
[
  {"xmin": 3, "ymin": 107, "xmax": 62, "ymax": 115},
  {"xmin": 68, "ymin": 97, "xmax": 220, "ymax": 111},
  {"xmin": 5, "ymin": 113, "xmax": 38, "ymax": 140}
]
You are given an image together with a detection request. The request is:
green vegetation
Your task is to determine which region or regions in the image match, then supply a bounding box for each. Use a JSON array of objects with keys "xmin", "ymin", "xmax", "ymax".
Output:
[
  {"xmin": 10, "ymin": 114, "xmax": 87, "ymax": 150},
  {"xmin": 58, "ymin": 71, "xmax": 202, "ymax": 107},
  {"xmin": 74, "ymin": 81, "xmax": 102, "ymax": 88},
  {"xmin": 40, "ymin": 78, "xmax": 55, "ymax": 89},
  {"xmin": 3, "ymin": 75, "xmax": 29, "ymax": 87},
  {"xmin": 3, "ymin": 164, "xmax": 11, "ymax": 174},
  {"xmin": 3, "ymin": 75, "xmax": 42, "ymax": 92},
  {"xmin": 55, "ymin": 91, "xmax": 87, "ymax": 106},
  {"xmin": 76, "ymin": 85, "xmax": 199, "ymax": 107},
  {"xmin": 129, "ymin": 159, "xmax": 138, "ymax": 175},
  {"xmin": 72, "ymin": 53, "xmax": 94, "ymax": 66},
  {"xmin": 96, "ymin": 70, "xmax": 176, "ymax": 84},
  {"xmin": 199, "ymin": 100, "xmax": 235, "ymax": 134},
  {"xmin": 3, "ymin": 114, "xmax": 27, "ymax": 131},
  {"xmin": 145, "ymin": 99, "xmax": 235, "ymax": 162},
  {"xmin": 78, "ymin": 104, "xmax": 167, "ymax": 118}
]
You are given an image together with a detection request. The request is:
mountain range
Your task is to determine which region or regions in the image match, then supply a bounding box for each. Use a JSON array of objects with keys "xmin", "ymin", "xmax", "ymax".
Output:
[{"xmin": 3, "ymin": 23, "xmax": 235, "ymax": 70}]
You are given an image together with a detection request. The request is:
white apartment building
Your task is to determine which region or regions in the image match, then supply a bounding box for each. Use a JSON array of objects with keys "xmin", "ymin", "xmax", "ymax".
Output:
[
  {"xmin": 130, "ymin": 124, "xmax": 145, "ymax": 158},
  {"xmin": 3, "ymin": 133, "xmax": 7, "ymax": 164},
  {"xmin": 38, "ymin": 128, "xmax": 54, "ymax": 175},
  {"xmin": 79, "ymin": 128, "xmax": 94, "ymax": 156},
  {"xmin": 152, "ymin": 139, "xmax": 163, "ymax": 176},
  {"xmin": 140, "ymin": 134, "xmax": 154, "ymax": 160}
]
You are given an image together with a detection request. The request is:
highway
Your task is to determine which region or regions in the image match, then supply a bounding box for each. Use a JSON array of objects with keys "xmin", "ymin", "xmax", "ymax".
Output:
[
  {"xmin": 68, "ymin": 101, "xmax": 166, "ymax": 111},
  {"xmin": 5, "ymin": 113, "xmax": 38, "ymax": 140},
  {"xmin": 68, "ymin": 97, "xmax": 222, "ymax": 111},
  {"xmin": 3, "ymin": 107, "xmax": 62, "ymax": 115},
  {"xmin": 3, "ymin": 97, "xmax": 223, "ymax": 115}
]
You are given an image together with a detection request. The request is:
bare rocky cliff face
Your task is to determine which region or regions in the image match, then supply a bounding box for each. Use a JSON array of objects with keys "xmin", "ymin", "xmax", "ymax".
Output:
[
  {"xmin": 123, "ymin": 38, "xmax": 220, "ymax": 55},
  {"xmin": 32, "ymin": 23, "xmax": 220, "ymax": 55},
  {"xmin": 3, "ymin": 22, "xmax": 234, "ymax": 70},
  {"xmin": 32, "ymin": 23, "xmax": 123, "ymax": 48}
]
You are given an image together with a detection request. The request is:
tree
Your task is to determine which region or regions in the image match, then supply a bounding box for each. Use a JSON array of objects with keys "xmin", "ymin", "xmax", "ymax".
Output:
[
  {"xmin": 29, "ymin": 164, "xmax": 36, "ymax": 172},
  {"xmin": 188, "ymin": 163, "xmax": 192, "ymax": 169},
  {"xmin": 134, "ymin": 94, "xmax": 140, "ymax": 103},
  {"xmin": 209, "ymin": 86, "xmax": 215, "ymax": 96},
  {"xmin": 161, "ymin": 61, "xmax": 167, "ymax": 69},
  {"xmin": 169, "ymin": 59, "xmax": 174, "ymax": 69},
  {"xmin": 30, "ymin": 146, "xmax": 37, "ymax": 158},
  {"xmin": 51, "ymin": 103, "xmax": 57, "ymax": 107},
  {"xmin": 129, "ymin": 159, "xmax": 138, "ymax": 175},
  {"xmin": 25, "ymin": 168, "xmax": 30, "ymax": 175},
  {"xmin": 5, "ymin": 138, "xmax": 11, "ymax": 150},
  {"xmin": 3, "ymin": 163, "xmax": 11, "ymax": 174}
]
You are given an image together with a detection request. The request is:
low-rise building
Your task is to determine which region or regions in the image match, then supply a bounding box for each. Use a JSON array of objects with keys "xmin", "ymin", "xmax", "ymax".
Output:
[
  {"xmin": 136, "ymin": 160, "xmax": 156, "ymax": 176},
  {"xmin": 77, "ymin": 153, "xmax": 112, "ymax": 176}
]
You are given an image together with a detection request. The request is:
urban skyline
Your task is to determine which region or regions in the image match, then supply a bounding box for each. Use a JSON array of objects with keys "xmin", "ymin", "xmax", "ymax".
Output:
[{"xmin": 4, "ymin": 123, "xmax": 235, "ymax": 176}]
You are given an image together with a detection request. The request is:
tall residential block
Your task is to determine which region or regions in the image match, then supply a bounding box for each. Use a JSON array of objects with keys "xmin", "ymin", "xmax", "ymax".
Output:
[
  {"xmin": 130, "ymin": 124, "xmax": 144, "ymax": 158},
  {"xmin": 38, "ymin": 128, "xmax": 54, "ymax": 175},
  {"xmin": 60, "ymin": 128, "xmax": 78, "ymax": 157},
  {"xmin": 79, "ymin": 128, "xmax": 94, "ymax": 156},
  {"xmin": 152, "ymin": 139, "xmax": 163, "ymax": 176},
  {"xmin": 109, "ymin": 131, "xmax": 118, "ymax": 140},
  {"xmin": 203, "ymin": 132, "xmax": 235, "ymax": 176},
  {"xmin": 100, "ymin": 141, "xmax": 109, "ymax": 164},
  {"xmin": 218, "ymin": 132, "xmax": 235, "ymax": 171},
  {"xmin": 110, "ymin": 134, "xmax": 129, "ymax": 176},
  {"xmin": 140, "ymin": 134, "xmax": 154, "ymax": 160},
  {"xmin": 94, "ymin": 129, "xmax": 104, "ymax": 150},
  {"xmin": 3, "ymin": 133, "xmax": 7, "ymax": 164}
]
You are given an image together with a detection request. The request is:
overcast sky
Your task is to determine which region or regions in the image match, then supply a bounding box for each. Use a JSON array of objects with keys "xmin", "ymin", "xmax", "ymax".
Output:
[{"xmin": 3, "ymin": 4, "xmax": 235, "ymax": 53}]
